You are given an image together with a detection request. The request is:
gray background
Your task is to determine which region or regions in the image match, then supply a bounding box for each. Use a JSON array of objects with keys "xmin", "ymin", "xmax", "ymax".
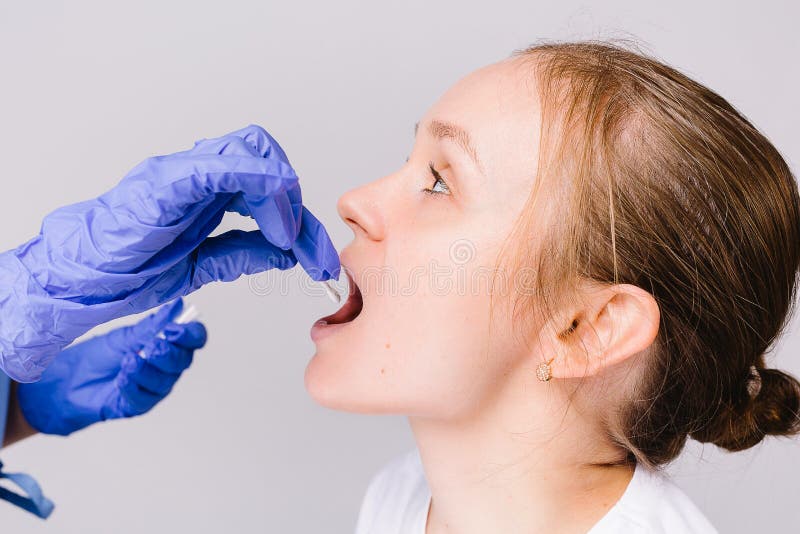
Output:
[{"xmin": 0, "ymin": 1, "xmax": 798, "ymax": 532}]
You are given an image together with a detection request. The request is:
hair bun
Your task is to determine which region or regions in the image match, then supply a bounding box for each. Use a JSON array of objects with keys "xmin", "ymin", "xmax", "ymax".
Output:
[
  {"xmin": 750, "ymin": 368, "xmax": 800, "ymax": 435},
  {"xmin": 697, "ymin": 367, "xmax": 800, "ymax": 451}
]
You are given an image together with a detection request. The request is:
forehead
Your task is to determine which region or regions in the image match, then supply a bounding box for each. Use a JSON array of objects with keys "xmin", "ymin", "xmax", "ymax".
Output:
[{"xmin": 421, "ymin": 58, "xmax": 542, "ymax": 184}]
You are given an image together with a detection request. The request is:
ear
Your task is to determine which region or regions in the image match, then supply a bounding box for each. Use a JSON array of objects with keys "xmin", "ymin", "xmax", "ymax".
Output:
[{"xmin": 545, "ymin": 283, "xmax": 660, "ymax": 379}]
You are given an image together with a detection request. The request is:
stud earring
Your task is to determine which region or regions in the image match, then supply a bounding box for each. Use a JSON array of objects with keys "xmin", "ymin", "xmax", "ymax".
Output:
[{"xmin": 536, "ymin": 357, "xmax": 555, "ymax": 382}]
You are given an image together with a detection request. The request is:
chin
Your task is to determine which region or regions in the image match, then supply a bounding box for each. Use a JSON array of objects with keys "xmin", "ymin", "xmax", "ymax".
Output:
[
  {"xmin": 304, "ymin": 351, "xmax": 372, "ymax": 413},
  {"xmin": 304, "ymin": 353, "xmax": 418, "ymax": 415},
  {"xmin": 303, "ymin": 355, "xmax": 346, "ymax": 409}
]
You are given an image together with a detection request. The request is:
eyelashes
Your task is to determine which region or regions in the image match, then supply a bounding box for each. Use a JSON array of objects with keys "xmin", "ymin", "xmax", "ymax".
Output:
[
  {"xmin": 423, "ymin": 161, "xmax": 451, "ymax": 196},
  {"xmin": 404, "ymin": 155, "xmax": 453, "ymax": 197}
]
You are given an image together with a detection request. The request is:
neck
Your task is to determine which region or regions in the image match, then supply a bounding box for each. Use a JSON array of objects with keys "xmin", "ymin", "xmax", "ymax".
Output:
[{"xmin": 408, "ymin": 385, "xmax": 634, "ymax": 534}]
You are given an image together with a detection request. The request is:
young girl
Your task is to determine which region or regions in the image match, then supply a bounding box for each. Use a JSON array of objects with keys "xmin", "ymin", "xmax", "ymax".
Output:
[{"xmin": 307, "ymin": 41, "xmax": 800, "ymax": 533}]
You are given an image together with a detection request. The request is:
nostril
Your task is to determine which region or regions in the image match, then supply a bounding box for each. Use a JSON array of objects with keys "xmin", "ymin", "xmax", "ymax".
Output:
[
  {"xmin": 345, "ymin": 216, "xmax": 366, "ymax": 235},
  {"xmin": 337, "ymin": 187, "xmax": 385, "ymax": 241}
]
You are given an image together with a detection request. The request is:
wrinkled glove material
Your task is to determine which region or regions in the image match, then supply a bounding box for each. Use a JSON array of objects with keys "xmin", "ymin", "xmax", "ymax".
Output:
[
  {"xmin": 17, "ymin": 299, "xmax": 206, "ymax": 436},
  {"xmin": 0, "ymin": 125, "xmax": 340, "ymax": 382}
]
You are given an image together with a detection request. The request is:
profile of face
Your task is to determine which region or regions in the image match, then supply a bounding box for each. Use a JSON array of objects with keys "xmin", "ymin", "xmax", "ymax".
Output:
[{"xmin": 306, "ymin": 58, "xmax": 548, "ymax": 419}]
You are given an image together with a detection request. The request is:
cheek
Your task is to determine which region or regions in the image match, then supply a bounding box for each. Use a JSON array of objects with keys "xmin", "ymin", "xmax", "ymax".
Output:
[
  {"xmin": 305, "ymin": 273, "xmax": 496, "ymax": 416},
  {"xmin": 306, "ymin": 237, "xmax": 522, "ymax": 418},
  {"xmin": 384, "ymin": 283, "xmax": 525, "ymax": 419}
]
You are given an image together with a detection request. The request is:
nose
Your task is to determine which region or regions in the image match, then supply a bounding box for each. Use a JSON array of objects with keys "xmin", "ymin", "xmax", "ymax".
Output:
[{"xmin": 337, "ymin": 182, "xmax": 386, "ymax": 242}]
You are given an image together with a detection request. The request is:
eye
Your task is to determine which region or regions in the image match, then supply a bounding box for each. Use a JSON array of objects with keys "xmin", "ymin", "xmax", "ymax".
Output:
[{"xmin": 423, "ymin": 162, "xmax": 451, "ymax": 196}]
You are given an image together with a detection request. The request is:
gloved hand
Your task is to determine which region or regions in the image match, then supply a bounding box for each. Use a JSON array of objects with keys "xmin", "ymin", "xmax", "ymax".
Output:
[
  {"xmin": 17, "ymin": 299, "xmax": 205, "ymax": 436},
  {"xmin": 0, "ymin": 125, "xmax": 339, "ymax": 382}
]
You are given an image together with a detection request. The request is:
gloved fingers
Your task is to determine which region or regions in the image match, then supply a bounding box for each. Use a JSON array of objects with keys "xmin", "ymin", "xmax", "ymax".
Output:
[
  {"xmin": 292, "ymin": 207, "xmax": 341, "ymax": 281},
  {"xmin": 225, "ymin": 194, "xmax": 251, "ymax": 217},
  {"xmin": 222, "ymin": 187, "xmax": 302, "ymax": 251},
  {"xmin": 183, "ymin": 155, "xmax": 302, "ymax": 249},
  {"xmin": 235, "ymin": 124, "xmax": 293, "ymax": 163},
  {"xmin": 191, "ymin": 125, "xmax": 302, "ymax": 248},
  {"xmin": 189, "ymin": 154, "xmax": 298, "ymax": 197},
  {"xmin": 114, "ymin": 126, "xmax": 299, "ymax": 235},
  {"xmin": 189, "ymin": 126, "xmax": 304, "ymax": 251},
  {"xmin": 117, "ymin": 381, "xmax": 163, "ymax": 415},
  {"xmin": 116, "ymin": 355, "xmax": 172, "ymax": 413},
  {"xmin": 144, "ymin": 353, "xmax": 193, "ymax": 378},
  {"xmin": 191, "ymin": 125, "xmax": 293, "ymax": 164},
  {"xmin": 131, "ymin": 363, "xmax": 181, "ymax": 397},
  {"xmin": 190, "ymin": 134, "xmax": 261, "ymax": 158},
  {"xmin": 130, "ymin": 153, "xmax": 298, "ymax": 210},
  {"xmin": 189, "ymin": 125, "xmax": 290, "ymax": 161},
  {"xmin": 237, "ymin": 125, "xmax": 304, "ymax": 248},
  {"xmin": 105, "ymin": 299, "xmax": 185, "ymax": 353},
  {"xmin": 190, "ymin": 229, "xmax": 298, "ymax": 290},
  {"xmin": 118, "ymin": 346, "xmax": 190, "ymax": 403},
  {"xmin": 137, "ymin": 337, "xmax": 196, "ymax": 374},
  {"xmin": 162, "ymin": 321, "xmax": 207, "ymax": 350},
  {"xmin": 157, "ymin": 129, "xmax": 305, "ymax": 249},
  {"xmin": 151, "ymin": 298, "xmax": 186, "ymax": 325},
  {"xmin": 244, "ymin": 183, "xmax": 302, "ymax": 250}
]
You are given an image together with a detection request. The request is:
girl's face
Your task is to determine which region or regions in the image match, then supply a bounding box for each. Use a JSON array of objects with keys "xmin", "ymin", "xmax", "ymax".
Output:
[{"xmin": 306, "ymin": 58, "xmax": 546, "ymax": 419}]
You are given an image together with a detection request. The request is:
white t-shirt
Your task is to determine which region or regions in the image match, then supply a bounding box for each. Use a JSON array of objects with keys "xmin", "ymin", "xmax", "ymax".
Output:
[{"xmin": 355, "ymin": 448, "xmax": 719, "ymax": 534}]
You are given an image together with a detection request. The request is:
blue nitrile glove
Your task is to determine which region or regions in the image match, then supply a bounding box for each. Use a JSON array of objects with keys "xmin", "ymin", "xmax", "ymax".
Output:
[
  {"xmin": 0, "ymin": 125, "xmax": 340, "ymax": 383},
  {"xmin": 16, "ymin": 299, "xmax": 206, "ymax": 436}
]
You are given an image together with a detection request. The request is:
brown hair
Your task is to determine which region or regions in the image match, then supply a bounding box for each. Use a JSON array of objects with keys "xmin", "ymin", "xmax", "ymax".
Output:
[{"xmin": 510, "ymin": 41, "xmax": 800, "ymax": 468}]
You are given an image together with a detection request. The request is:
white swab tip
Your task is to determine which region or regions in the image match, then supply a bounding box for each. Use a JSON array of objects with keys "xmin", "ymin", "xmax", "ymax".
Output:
[
  {"xmin": 153, "ymin": 304, "xmax": 200, "ymax": 342},
  {"xmin": 174, "ymin": 304, "xmax": 200, "ymax": 324},
  {"xmin": 321, "ymin": 280, "xmax": 341, "ymax": 304}
]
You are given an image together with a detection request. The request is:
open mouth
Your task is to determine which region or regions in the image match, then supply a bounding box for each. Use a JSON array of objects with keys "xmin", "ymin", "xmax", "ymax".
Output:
[{"xmin": 317, "ymin": 270, "xmax": 363, "ymax": 325}]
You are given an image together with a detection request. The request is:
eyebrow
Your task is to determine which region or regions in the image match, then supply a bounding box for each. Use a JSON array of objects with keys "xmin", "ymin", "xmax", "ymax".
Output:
[{"xmin": 415, "ymin": 120, "xmax": 483, "ymax": 173}]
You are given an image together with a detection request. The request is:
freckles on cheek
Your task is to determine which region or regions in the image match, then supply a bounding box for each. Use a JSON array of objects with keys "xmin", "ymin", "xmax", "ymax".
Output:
[
  {"xmin": 383, "ymin": 340, "xmax": 390, "ymax": 367},
  {"xmin": 379, "ymin": 339, "xmax": 391, "ymax": 376}
]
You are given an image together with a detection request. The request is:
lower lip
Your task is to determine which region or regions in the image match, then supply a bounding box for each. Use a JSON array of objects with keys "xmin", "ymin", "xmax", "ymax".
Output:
[{"xmin": 310, "ymin": 320, "xmax": 352, "ymax": 343}]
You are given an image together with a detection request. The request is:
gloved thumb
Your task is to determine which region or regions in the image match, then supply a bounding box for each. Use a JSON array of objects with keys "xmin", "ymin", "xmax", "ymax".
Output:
[
  {"xmin": 189, "ymin": 229, "xmax": 298, "ymax": 290},
  {"xmin": 106, "ymin": 299, "xmax": 185, "ymax": 353},
  {"xmin": 292, "ymin": 206, "xmax": 341, "ymax": 281}
]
